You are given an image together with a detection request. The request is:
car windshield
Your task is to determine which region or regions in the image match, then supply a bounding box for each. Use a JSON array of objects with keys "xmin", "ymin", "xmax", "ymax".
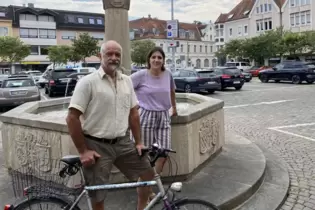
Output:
[
  {"xmin": 223, "ymin": 68, "xmax": 241, "ymax": 74},
  {"xmin": 197, "ymin": 71, "xmax": 214, "ymax": 78},
  {"xmin": 307, "ymin": 64, "xmax": 315, "ymax": 68},
  {"xmin": 30, "ymin": 72, "xmax": 42, "ymax": 76},
  {"xmin": 3, "ymin": 79, "xmax": 35, "ymax": 88},
  {"xmin": 52, "ymin": 70, "xmax": 77, "ymax": 78}
]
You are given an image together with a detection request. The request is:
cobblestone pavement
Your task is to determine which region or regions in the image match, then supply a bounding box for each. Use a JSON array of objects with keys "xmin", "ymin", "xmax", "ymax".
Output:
[{"xmin": 211, "ymin": 78, "xmax": 315, "ymax": 210}]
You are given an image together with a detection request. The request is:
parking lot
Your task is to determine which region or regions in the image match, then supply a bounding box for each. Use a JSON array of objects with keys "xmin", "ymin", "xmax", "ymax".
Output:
[{"xmin": 211, "ymin": 78, "xmax": 315, "ymax": 209}]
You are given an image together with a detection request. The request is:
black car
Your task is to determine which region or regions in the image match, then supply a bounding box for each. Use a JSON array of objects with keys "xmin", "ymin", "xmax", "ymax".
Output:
[
  {"xmin": 66, "ymin": 72, "xmax": 91, "ymax": 95},
  {"xmin": 44, "ymin": 68, "xmax": 77, "ymax": 97},
  {"xmin": 258, "ymin": 61, "xmax": 315, "ymax": 84},
  {"xmin": 211, "ymin": 67, "xmax": 245, "ymax": 90},
  {"xmin": 241, "ymin": 70, "xmax": 252, "ymax": 82},
  {"xmin": 172, "ymin": 69, "xmax": 221, "ymax": 93}
]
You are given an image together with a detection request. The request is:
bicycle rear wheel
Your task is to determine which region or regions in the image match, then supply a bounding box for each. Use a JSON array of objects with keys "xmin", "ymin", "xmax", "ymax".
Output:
[
  {"xmin": 14, "ymin": 196, "xmax": 81, "ymax": 210},
  {"xmin": 166, "ymin": 198, "xmax": 220, "ymax": 210}
]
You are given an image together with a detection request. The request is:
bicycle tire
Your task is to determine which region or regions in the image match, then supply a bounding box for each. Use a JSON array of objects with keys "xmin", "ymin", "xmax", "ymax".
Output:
[
  {"xmin": 164, "ymin": 198, "xmax": 220, "ymax": 210},
  {"xmin": 14, "ymin": 196, "xmax": 81, "ymax": 210}
]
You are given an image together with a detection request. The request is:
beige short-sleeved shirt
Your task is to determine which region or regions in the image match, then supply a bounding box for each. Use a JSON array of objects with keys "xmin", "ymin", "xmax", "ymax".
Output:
[{"xmin": 68, "ymin": 67, "xmax": 138, "ymax": 139}]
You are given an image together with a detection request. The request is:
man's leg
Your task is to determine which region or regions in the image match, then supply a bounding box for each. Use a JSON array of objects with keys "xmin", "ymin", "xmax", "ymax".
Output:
[
  {"xmin": 114, "ymin": 136, "xmax": 155, "ymax": 210},
  {"xmin": 83, "ymin": 138, "xmax": 115, "ymax": 210}
]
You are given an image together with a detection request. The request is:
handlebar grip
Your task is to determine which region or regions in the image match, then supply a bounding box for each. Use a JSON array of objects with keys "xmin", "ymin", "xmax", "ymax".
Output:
[{"xmin": 59, "ymin": 166, "xmax": 68, "ymax": 178}]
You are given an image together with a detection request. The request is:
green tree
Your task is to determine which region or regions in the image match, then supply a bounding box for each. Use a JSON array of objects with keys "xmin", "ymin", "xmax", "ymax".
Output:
[
  {"xmin": 221, "ymin": 39, "xmax": 245, "ymax": 59},
  {"xmin": 0, "ymin": 36, "xmax": 30, "ymax": 73},
  {"xmin": 282, "ymin": 31, "xmax": 306, "ymax": 56},
  {"xmin": 68, "ymin": 46, "xmax": 82, "ymax": 65},
  {"xmin": 47, "ymin": 45, "xmax": 72, "ymax": 69},
  {"xmin": 303, "ymin": 30, "xmax": 315, "ymax": 54},
  {"xmin": 131, "ymin": 40, "xmax": 155, "ymax": 66},
  {"xmin": 72, "ymin": 32, "xmax": 99, "ymax": 66}
]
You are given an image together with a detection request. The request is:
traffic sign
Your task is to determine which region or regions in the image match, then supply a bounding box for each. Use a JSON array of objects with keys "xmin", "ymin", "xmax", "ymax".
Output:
[{"xmin": 166, "ymin": 20, "xmax": 178, "ymax": 38}]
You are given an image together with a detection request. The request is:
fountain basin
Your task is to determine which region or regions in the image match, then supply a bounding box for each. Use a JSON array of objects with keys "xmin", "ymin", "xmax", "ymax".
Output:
[{"xmin": 0, "ymin": 93, "xmax": 224, "ymax": 184}]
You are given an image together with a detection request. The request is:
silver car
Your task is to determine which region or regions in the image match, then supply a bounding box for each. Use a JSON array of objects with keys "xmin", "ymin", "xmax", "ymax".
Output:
[{"xmin": 0, "ymin": 75, "xmax": 41, "ymax": 108}]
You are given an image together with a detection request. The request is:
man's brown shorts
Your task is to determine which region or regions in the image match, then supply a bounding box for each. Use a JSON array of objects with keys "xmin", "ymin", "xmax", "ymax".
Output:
[{"xmin": 82, "ymin": 134, "xmax": 152, "ymax": 203}]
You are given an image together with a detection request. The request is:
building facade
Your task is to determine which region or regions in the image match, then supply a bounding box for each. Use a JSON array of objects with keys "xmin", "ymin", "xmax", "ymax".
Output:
[
  {"xmin": 129, "ymin": 16, "xmax": 216, "ymax": 69},
  {"xmin": 214, "ymin": 0, "xmax": 314, "ymax": 63}
]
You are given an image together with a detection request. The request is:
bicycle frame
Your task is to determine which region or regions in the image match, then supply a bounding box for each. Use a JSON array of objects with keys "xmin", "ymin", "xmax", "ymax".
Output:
[{"xmin": 68, "ymin": 168, "xmax": 173, "ymax": 210}]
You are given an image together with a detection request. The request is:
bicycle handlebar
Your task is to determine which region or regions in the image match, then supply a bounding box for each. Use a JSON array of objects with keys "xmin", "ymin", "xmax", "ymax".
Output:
[{"xmin": 140, "ymin": 143, "xmax": 176, "ymax": 167}]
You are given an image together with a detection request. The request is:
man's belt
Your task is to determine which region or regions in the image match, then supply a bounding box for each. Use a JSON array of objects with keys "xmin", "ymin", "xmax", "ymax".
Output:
[{"xmin": 84, "ymin": 134, "xmax": 118, "ymax": 144}]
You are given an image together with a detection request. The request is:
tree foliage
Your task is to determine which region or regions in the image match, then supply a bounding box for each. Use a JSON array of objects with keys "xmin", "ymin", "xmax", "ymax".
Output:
[
  {"xmin": 131, "ymin": 40, "xmax": 156, "ymax": 65},
  {"xmin": 72, "ymin": 32, "xmax": 99, "ymax": 65},
  {"xmin": 0, "ymin": 36, "xmax": 30, "ymax": 72},
  {"xmin": 47, "ymin": 45, "xmax": 72, "ymax": 68},
  {"xmin": 220, "ymin": 27, "xmax": 315, "ymax": 65}
]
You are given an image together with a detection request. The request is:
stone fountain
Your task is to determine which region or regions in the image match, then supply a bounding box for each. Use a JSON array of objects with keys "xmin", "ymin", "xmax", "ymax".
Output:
[{"xmin": 0, "ymin": 93, "xmax": 224, "ymax": 184}]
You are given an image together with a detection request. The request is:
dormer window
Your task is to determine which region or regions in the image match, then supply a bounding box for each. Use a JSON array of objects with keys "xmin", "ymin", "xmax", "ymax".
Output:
[
  {"xmin": 228, "ymin": 14, "xmax": 234, "ymax": 19},
  {"xmin": 77, "ymin": 17, "xmax": 84, "ymax": 24},
  {"xmin": 243, "ymin": 10, "xmax": 250, "ymax": 16},
  {"xmin": 0, "ymin": 12, "xmax": 5, "ymax": 17}
]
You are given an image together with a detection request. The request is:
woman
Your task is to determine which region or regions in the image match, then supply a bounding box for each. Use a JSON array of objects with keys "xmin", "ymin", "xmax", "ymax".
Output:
[{"xmin": 131, "ymin": 47, "xmax": 177, "ymax": 200}]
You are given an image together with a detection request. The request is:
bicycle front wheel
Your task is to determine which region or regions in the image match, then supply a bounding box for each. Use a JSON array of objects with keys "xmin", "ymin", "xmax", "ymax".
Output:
[
  {"xmin": 14, "ymin": 196, "xmax": 81, "ymax": 210},
  {"xmin": 166, "ymin": 198, "xmax": 220, "ymax": 210}
]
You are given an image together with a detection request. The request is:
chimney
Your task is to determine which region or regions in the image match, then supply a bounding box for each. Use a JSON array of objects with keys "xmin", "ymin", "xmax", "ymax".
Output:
[
  {"xmin": 28, "ymin": 3, "xmax": 34, "ymax": 8},
  {"xmin": 148, "ymin": 14, "xmax": 151, "ymax": 19}
]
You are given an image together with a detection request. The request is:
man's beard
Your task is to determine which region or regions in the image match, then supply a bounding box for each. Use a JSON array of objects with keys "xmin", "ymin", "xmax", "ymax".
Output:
[{"xmin": 108, "ymin": 63, "xmax": 119, "ymax": 71}]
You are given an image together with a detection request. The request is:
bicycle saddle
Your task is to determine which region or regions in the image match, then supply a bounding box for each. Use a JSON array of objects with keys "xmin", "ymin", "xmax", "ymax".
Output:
[{"xmin": 60, "ymin": 155, "xmax": 81, "ymax": 166}]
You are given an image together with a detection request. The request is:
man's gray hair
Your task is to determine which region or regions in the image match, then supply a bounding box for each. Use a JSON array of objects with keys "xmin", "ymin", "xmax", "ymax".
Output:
[{"xmin": 100, "ymin": 41, "xmax": 123, "ymax": 54}]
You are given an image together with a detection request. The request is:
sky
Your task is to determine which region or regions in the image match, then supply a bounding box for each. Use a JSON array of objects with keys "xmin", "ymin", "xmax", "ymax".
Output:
[{"xmin": 0, "ymin": 0, "xmax": 241, "ymax": 23}]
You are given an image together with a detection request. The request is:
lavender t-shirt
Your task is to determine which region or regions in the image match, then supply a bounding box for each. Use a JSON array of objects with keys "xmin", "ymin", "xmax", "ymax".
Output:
[{"xmin": 131, "ymin": 69, "xmax": 176, "ymax": 111}]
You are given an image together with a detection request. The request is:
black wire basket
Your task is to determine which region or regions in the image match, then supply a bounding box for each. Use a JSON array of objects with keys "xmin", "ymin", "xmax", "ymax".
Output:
[{"xmin": 8, "ymin": 158, "xmax": 82, "ymax": 200}]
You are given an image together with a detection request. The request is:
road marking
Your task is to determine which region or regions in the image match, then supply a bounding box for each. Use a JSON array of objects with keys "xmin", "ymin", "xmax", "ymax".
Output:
[
  {"xmin": 41, "ymin": 94, "xmax": 48, "ymax": 100},
  {"xmin": 268, "ymin": 127, "xmax": 315, "ymax": 142},
  {"xmin": 224, "ymin": 99, "xmax": 295, "ymax": 109},
  {"xmin": 269, "ymin": 122, "xmax": 315, "ymax": 129}
]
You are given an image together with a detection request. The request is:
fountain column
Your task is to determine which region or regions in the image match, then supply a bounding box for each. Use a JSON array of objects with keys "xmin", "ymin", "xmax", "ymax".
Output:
[{"xmin": 103, "ymin": 0, "xmax": 132, "ymax": 75}]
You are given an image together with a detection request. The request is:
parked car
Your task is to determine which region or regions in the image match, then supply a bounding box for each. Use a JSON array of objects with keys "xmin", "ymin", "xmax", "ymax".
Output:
[
  {"xmin": 0, "ymin": 75, "xmax": 40, "ymax": 108},
  {"xmin": 258, "ymin": 61, "xmax": 315, "ymax": 84},
  {"xmin": 65, "ymin": 72, "xmax": 91, "ymax": 95},
  {"xmin": 211, "ymin": 66, "xmax": 245, "ymax": 90},
  {"xmin": 22, "ymin": 70, "xmax": 42, "ymax": 83},
  {"xmin": 249, "ymin": 66, "xmax": 270, "ymax": 77},
  {"xmin": 44, "ymin": 68, "xmax": 77, "ymax": 97},
  {"xmin": 240, "ymin": 70, "xmax": 252, "ymax": 82},
  {"xmin": 172, "ymin": 69, "xmax": 221, "ymax": 93}
]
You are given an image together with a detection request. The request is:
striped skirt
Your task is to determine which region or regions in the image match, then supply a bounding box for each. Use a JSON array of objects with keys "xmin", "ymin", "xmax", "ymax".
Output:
[{"xmin": 131, "ymin": 107, "xmax": 171, "ymax": 149}]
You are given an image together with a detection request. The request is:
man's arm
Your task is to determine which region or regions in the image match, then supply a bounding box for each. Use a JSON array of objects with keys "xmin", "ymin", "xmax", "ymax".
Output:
[
  {"xmin": 66, "ymin": 78, "xmax": 91, "ymax": 154},
  {"xmin": 66, "ymin": 108, "xmax": 88, "ymax": 153},
  {"xmin": 129, "ymin": 106, "xmax": 141, "ymax": 145}
]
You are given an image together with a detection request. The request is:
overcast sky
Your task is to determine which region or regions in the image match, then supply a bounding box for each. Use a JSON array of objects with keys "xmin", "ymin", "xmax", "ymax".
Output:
[{"xmin": 0, "ymin": 0, "xmax": 241, "ymax": 23}]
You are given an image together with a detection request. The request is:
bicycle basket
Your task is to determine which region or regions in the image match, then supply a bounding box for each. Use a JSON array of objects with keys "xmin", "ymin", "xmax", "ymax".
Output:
[{"xmin": 8, "ymin": 158, "xmax": 82, "ymax": 199}]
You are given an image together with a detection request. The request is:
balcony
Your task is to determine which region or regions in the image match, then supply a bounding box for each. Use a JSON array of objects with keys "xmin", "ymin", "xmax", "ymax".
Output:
[
  {"xmin": 20, "ymin": 20, "xmax": 56, "ymax": 29},
  {"xmin": 20, "ymin": 37, "xmax": 57, "ymax": 45}
]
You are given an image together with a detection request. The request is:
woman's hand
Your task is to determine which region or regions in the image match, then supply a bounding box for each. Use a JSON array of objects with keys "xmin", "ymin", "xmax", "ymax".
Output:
[{"xmin": 172, "ymin": 106, "xmax": 178, "ymax": 116}]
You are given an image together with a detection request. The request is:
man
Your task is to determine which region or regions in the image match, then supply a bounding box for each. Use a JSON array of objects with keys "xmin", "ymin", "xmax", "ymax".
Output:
[{"xmin": 66, "ymin": 40, "xmax": 155, "ymax": 210}]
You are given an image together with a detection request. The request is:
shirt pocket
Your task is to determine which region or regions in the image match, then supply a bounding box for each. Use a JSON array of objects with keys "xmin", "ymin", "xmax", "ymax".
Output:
[{"xmin": 118, "ymin": 93, "xmax": 130, "ymax": 111}]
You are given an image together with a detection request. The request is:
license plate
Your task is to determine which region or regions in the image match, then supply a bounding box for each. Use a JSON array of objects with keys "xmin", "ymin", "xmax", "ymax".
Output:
[
  {"xmin": 11, "ymin": 91, "xmax": 27, "ymax": 96},
  {"xmin": 234, "ymin": 81, "xmax": 241, "ymax": 84},
  {"xmin": 60, "ymin": 79, "xmax": 70, "ymax": 83},
  {"xmin": 208, "ymin": 81, "xmax": 216, "ymax": 84},
  {"xmin": 14, "ymin": 101, "xmax": 24, "ymax": 104}
]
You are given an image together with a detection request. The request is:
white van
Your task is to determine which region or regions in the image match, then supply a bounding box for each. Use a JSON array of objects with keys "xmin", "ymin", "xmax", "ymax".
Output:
[
  {"xmin": 73, "ymin": 67, "xmax": 96, "ymax": 73},
  {"xmin": 225, "ymin": 62, "xmax": 251, "ymax": 71}
]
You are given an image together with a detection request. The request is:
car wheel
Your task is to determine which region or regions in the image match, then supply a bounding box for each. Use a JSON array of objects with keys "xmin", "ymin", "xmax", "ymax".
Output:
[
  {"xmin": 44, "ymin": 87, "xmax": 48, "ymax": 94},
  {"xmin": 275, "ymin": 80, "xmax": 280, "ymax": 83},
  {"xmin": 184, "ymin": 84, "xmax": 192, "ymax": 93},
  {"xmin": 207, "ymin": 89, "xmax": 215, "ymax": 94},
  {"xmin": 306, "ymin": 80, "xmax": 314, "ymax": 84},
  {"xmin": 292, "ymin": 75, "xmax": 302, "ymax": 84},
  {"xmin": 40, "ymin": 84, "xmax": 45, "ymax": 88},
  {"xmin": 259, "ymin": 75, "xmax": 269, "ymax": 83},
  {"xmin": 235, "ymin": 86, "xmax": 242, "ymax": 90}
]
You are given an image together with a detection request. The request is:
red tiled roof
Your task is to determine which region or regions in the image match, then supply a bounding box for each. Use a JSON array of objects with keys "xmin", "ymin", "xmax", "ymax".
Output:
[
  {"xmin": 215, "ymin": 0, "xmax": 286, "ymax": 24},
  {"xmin": 129, "ymin": 17, "xmax": 206, "ymax": 41}
]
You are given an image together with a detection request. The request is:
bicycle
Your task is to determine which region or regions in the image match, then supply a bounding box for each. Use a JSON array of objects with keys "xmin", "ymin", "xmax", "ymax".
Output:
[{"xmin": 5, "ymin": 143, "xmax": 219, "ymax": 210}]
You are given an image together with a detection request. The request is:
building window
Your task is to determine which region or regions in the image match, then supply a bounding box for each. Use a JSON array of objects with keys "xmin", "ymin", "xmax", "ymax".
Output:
[
  {"xmin": 77, "ymin": 17, "xmax": 84, "ymax": 23},
  {"xmin": 244, "ymin": 25, "xmax": 248, "ymax": 34},
  {"xmin": 194, "ymin": 45, "xmax": 196, "ymax": 53},
  {"xmin": 210, "ymin": 46, "xmax": 213, "ymax": 52},
  {"xmin": 264, "ymin": 4, "xmax": 268, "ymax": 12},
  {"xmin": 205, "ymin": 46, "xmax": 208, "ymax": 53},
  {"xmin": 180, "ymin": 44, "xmax": 183, "ymax": 52},
  {"xmin": 61, "ymin": 31, "xmax": 76, "ymax": 39},
  {"xmin": 0, "ymin": 12, "xmax": 5, "ymax": 17},
  {"xmin": 229, "ymin": 28, "xmax": 232, "ymax": 36},
  {"xmin": 38, "ymin": 15, "xmax": 54, "ymax": 22},
  {"xmin": 290, "ymin": 10, "xmax": 311, "ymax": 26},
  {"xmin": 96, "ymin": 19, "xmax": 103, "ymax": 24},
  {"xmin": 39, "ymin": 29, "xmax": 56, "ymax": 39},
  {"xmin": 89, "ymin": 18, "xmax": 95, "ymax": 24},
  {"xmin": 268, "ymin": 4, "xmax": 272, "ymax": 11},
  {"xmin": 200, "ymin": 45, "xmax": 202, "ymax": 53},
  {"xmin": 19, "ymin": 14, "xmax": 37, "ymax": 21},
  {"xmin": 20, "ymin": 28, "xmax": 38, "ymax": 38},
  {"xmin": 40, "ymin": 46, "xmax": 49, "ymax": 55},
  {"xmin": 0, "ymin": 27, "xmax": 8, "ymax": 36},
  {"xmin": 256, "ymin": 18, "xmax": 272, "ymax": 31},
  {"xmin": 256, "ymin": 7, "xmax": 259, "ymax": 13},
  {"xmin": 30, "ymin": 46, "xmax": 39, "ymax": 55},
  {"xmin": 238, "ymin": 26, "xmax": 242, "ymax": 35}
]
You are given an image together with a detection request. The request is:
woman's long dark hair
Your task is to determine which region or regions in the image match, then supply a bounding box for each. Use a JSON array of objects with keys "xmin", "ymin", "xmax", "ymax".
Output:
[{"xmin": 146, "ymin": 47, "xmax": 166, "ymax": 71}]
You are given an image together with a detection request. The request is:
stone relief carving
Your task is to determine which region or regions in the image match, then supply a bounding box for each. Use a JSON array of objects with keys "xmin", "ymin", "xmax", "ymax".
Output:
[
  {"xmin": 13, "ymin": 125, "xmax": 60, "ymax": 172},
  {"xmin": 103, "ymin": 0, "xmax": 130, "ymax": 10},
  {"xmin": 199, "ymin": 118, "xmax": 219, "ymax": 154}
]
